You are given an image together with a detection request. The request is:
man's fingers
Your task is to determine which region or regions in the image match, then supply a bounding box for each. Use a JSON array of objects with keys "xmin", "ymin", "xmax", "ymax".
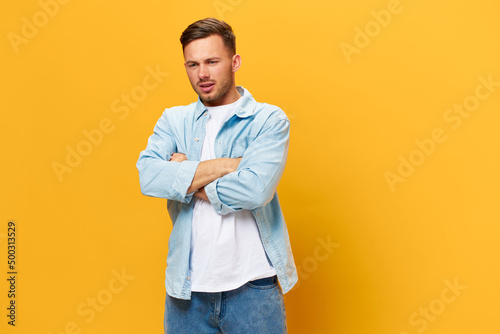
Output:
[
  {"xmin": 194, "ymin": 187, "xmax": 209, "ymax": 201},
  {"xmin": 169, "ymin": 153, "xmax": 188, "ymax": 162}
]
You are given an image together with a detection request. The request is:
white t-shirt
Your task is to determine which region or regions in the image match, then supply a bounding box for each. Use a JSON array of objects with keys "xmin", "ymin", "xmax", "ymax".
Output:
[{"xmin": 190, "ymin": 98, "xmax": 276, "ymax": 292}]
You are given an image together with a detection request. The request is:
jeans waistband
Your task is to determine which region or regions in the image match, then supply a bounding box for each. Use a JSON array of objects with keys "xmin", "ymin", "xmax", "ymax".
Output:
[{"xmin": 248, "ymin": 275, "xmax": 277, "ymax": 286}]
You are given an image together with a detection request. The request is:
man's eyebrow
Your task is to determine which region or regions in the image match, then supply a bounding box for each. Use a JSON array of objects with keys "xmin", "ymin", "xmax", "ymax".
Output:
[{"xmin": 185, "ymin": 57, "xmax": 221, "ymax": 64}]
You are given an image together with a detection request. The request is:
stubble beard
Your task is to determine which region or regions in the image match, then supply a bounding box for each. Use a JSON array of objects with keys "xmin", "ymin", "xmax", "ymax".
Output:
[{"xmin": 199, "ymin": 78, "xmax": 233, "ymax": 106}]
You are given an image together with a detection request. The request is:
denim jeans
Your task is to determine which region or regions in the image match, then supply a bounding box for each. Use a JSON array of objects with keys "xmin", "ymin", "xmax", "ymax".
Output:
[{"xmin": 164, "ymin": 276, "xmax": 287, "ymax": 333}]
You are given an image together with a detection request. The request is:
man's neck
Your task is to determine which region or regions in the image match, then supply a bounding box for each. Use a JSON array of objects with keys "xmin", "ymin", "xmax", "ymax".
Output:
[{"xmin": 224, "ymin": 86, "xmax": 242, "ymax": 104}]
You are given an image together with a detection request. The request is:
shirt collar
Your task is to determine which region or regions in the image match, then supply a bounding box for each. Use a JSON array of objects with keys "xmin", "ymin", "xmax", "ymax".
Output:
[{"xmin": 194, "ymin": 86, "xmax": 257, "ymax": 120}]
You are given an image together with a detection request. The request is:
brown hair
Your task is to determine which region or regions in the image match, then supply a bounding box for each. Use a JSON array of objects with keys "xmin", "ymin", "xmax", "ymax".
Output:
[{"xmin": 180, "ymin": 18, "xmax": 236, "ymax": 55}]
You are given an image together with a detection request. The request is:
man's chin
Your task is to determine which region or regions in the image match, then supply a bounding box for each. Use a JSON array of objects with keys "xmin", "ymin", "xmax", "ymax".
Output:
[{"xmin": 199, "ymin": 92, "xmax": 222, "ymax": 105}]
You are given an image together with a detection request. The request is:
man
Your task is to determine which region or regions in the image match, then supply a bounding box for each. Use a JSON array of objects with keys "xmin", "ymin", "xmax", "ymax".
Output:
[{"xmin": 136, "ymin": 18, "xmax": 297, "ymax": 333}]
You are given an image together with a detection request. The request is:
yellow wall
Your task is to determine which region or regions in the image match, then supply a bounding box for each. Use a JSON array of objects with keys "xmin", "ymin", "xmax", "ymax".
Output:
[{"xmin": 2, "ymin": 0, "xmax": 499, "ymax": 333}]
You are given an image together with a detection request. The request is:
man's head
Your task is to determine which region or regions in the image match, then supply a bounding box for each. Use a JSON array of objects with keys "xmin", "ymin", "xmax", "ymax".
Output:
[{"xmin": 180, "ymin": 18, "xmax": 241, "ymax": 107}]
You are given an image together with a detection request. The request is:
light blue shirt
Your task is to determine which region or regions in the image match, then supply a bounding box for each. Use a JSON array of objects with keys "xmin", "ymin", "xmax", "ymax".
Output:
[{"xmin": 136, "ymin": 86, "xmax": 298, "ymax": 300}]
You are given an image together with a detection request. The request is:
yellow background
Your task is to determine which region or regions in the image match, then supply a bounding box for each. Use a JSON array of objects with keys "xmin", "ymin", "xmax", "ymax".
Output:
[{"xmin": 1, "ymin": 0, "xmax": 499, "ymax": 333}]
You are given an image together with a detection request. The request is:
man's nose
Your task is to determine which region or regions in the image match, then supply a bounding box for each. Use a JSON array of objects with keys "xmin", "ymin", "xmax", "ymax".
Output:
[{"xmin": 198, "ymin": 64, "xmax": 209, "ymax": 79}]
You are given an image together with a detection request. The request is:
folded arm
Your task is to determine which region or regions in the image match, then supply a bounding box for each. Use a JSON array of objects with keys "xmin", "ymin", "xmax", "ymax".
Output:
[
  {"xmin": 136, "ymin": 112, "xmax": 240, "ymax": 203},
  {"xmin": 169, "ymin": 153, "xmax": 240, "ymax": 200},
  {"xmin": 136, "ymin": 127, "xmax": 197, "ymax": 203},
  {"xmin": 205, "ymin": 116, "xmax": 290, "ymax": 215}
]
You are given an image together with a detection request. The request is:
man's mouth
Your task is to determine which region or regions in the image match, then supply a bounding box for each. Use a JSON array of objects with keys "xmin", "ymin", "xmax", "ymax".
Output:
[{"xmin": 199, "ymin": 82, "xmax": 215, "ymax": 93}]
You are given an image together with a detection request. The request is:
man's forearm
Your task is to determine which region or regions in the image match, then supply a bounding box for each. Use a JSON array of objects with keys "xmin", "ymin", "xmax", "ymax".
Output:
[{"xmin": 186, "ymin": 158, "xmax": 240, "ymax": 194}]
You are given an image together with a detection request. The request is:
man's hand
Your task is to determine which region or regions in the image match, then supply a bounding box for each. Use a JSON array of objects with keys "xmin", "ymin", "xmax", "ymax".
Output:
[
  {"xmin": 170, "ymin": 153, "xmax": 188, "ymax": 162},
  {"xmin": 194, "ymin": 187, "xmax": 209, "ymax": 201}
]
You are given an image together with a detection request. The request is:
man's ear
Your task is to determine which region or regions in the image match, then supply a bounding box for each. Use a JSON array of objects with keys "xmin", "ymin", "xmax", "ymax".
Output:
[{"xmin": 232, "ymin": 54, "xmax": 241, "ymax": 73}]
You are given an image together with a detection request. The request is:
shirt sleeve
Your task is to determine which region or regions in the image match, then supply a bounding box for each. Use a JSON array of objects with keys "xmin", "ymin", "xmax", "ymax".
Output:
[
  {"xmin": 136, "ymin": 110, "xmax": 200, "ymax": 203},
  {"xmin": 205, "ymin": 113, "xmax": 290, "ymax": 215}
]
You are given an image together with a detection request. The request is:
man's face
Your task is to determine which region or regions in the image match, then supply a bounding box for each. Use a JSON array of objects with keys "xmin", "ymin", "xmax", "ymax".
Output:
[{"xmin": 183, "ymin": 35, "xmax": 240, "ymax": 106}]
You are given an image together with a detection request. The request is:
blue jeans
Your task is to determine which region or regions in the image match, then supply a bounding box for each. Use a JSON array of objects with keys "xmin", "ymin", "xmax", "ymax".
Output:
[{"xmin": 164, "ymin": 276, "xmax": 287, "ymax": 333}]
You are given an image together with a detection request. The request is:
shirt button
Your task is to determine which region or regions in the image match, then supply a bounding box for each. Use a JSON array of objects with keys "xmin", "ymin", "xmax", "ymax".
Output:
[
  {"xmin": 195, "ymin": 138, "xmax": 199, "ymax": 142},
  {"xmin": 187, "ymin": 276, "xmax": 190, "ymax": 280},
  {"xmin": 204, "ymin": 112, "xmax": 208, "ymax": 116}
]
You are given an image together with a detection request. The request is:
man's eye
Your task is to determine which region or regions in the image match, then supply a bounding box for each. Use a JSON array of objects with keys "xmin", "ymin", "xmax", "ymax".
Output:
[
  {"xmin": 188, "ymin": 64, "xmax": 197, "ymax": 68},
  {"xmin": 209, "ymin": 61, "xmax": 218, "ymax": 64}
]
